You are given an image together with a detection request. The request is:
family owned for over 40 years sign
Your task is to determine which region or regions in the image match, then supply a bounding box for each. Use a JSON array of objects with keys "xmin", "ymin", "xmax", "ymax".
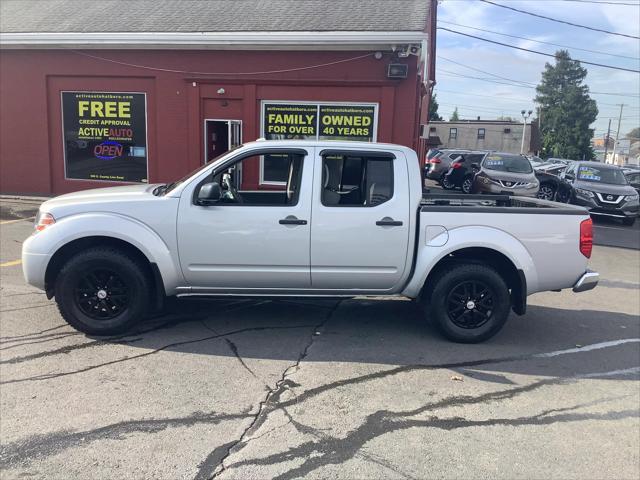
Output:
[
  {"xmin": 61, "ymin": 92, "xmax": 148, "ymax": 183},
  {"xmin": 263, "ymin": 103, "xmax": 377, "ymax": 142}
]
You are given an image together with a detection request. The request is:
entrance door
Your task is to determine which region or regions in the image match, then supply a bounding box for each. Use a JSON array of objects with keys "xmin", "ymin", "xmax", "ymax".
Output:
[
  {"xmin": 310, "ymin": 149, "xmax": 411, "ymax": 291},
  {"xmin": 204, "ymin": 120, "xmax": 242, "ymax": 163}
]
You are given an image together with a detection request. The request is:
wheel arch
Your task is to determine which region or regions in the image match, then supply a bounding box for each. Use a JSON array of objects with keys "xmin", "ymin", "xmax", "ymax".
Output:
[
  {"xmin": 419, "ymin": 246, "xmax": 527, "ymax": 315},
  {"xmin": 44, "ymin": 236, "xmax": 165, "ymax": 311}
]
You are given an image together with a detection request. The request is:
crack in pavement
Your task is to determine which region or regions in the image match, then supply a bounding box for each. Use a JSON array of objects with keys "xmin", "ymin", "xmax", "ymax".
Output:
[
  {"xmin": 0, "ymin": 333, "xmax": 82, "ymax": 351},
  {"xmin": 225, "ymin": 378, "xmax": 638, "ymax": 480},
  {"xmin": 0, "ymin": 324, "xmax": 316, "ymax": 385},
  {"xmin": 0, "ymin": 411, "xmax": 252, "ymax": 470},
  {"xmin": 201, "ymin": 300, "xmax": 343, "ymax": 480},
  {"xmin": 0, "ymin": 303, "xmax": 54, "ymax": 313},
  {"xmin": 0, "ymin": 324, "xmax": 68, "ymax": 341},
  {"xmin": 224, "ymin": 338, "xmax": 258, "ymax": 379}
]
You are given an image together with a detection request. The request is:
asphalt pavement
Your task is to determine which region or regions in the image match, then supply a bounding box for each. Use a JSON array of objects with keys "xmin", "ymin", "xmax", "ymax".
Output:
[{"xmin": 1, "ymin": 197, "xmax": 639, "ymax": 480}]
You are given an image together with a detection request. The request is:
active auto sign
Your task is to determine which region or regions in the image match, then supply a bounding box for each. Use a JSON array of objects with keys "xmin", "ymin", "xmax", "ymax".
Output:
[{"xmin": 61, "ymin": 91, "xmax": 148, "ymax": 183}]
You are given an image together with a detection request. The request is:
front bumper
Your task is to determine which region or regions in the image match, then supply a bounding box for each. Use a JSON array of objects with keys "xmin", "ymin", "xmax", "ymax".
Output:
[
  {"xmin": 573, "ymin": 270, "xmax": 599, "ymax": 293},
  {"xmin": 21, "ymin": 235, "xmax": 51, "ymax": 291},
  {"xmin": 476, "ymin": 182, "xmax": 539, "ymax": 197},
  {"xmin": 573, "ymin": 195, "xmax": 639, "ymax": 218}
]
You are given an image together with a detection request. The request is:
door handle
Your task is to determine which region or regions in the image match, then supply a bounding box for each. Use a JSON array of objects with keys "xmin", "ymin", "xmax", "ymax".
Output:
[
  {"xmin": 279, "ymin": 216, "xmax": 307, "ymax": 225},
  {"xmin": 376, "ymin": 217, "xmax": 403, "ymax": 227}
]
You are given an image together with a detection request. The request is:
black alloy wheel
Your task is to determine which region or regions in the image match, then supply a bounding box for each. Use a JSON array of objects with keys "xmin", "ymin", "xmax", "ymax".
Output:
[
  {"xmin": 461, "ymin": 176, "xmax": 474, "ymax": 194},
  {"xmin": 446, "ymin": 280, "xmax": 494, "ymax": 329},
  {"xmin": 537, "ymin": 184, "xmax": 556, "ymax": 201},
  {"xmin": 441, "ymin": 174, "xmax": 456, "ymax": 190},
  {"xmin": 55, "ymin": 247, "xmax": 150, "ymax": 335},
  {"xmin": 423, "ymin": 263, "xmax": 511, "ymax": 343},
  {"xmin": 74, "ymin": 268, "xmax": 129, "ymax": 320}
]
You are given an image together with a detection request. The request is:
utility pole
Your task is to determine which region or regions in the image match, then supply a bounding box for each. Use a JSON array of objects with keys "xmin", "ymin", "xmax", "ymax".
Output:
[
  {"xmin": 520, "ymin": 109, "xmax": 533, "ymax": 154},
  {"xmin": 603, "ymin": 118, "xmax": 612, "ymax": 163},
  {"xmin": 613, "ymin": 104, "xmax": 625, "ymax": 165}
]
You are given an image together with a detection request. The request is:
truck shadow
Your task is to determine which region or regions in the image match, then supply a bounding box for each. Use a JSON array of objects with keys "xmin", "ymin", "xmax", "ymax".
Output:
[{"xmin": 103, "ymin": 296, "xmax": 640, "ymax": 382}]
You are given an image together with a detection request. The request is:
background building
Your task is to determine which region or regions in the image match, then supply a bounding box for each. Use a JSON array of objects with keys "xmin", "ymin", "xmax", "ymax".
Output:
[
  {"xmin": 0, "ymin": 0, "xmax": 437, "ymax": 195},
  {"xmin": 426, "ymin": 119, "xmax": 540, "ymax": 155}
]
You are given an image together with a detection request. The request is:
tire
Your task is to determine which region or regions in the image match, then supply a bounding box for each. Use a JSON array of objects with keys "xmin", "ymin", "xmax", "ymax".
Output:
[
  {"xmin": 461, "ymin": 176, "xmax": 474, "ymax": 194},
  {"xmin": 423, "ymin": 263, "xmax": 511, "ymax": 343},
  {"xmin": 537, "ymin": 183, "xmax": 556, "ymax": 201},
  {"xmin": 54, "ymin": 247, "xmax": 150, "ymax": 335},
  {"xmin": 441, "ymin": 174, "xmax": 456, "ymax": 190},
  {"xmin": 622, "ymin": 217, "xmax": 636, "ymax": 226}
]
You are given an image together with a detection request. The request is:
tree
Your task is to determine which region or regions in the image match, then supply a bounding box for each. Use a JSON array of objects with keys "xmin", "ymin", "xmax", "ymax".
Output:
[
  {"xmin": 429, "ymin": 94, "xmax": 442, "ymax": 121},
  {"xmin": 535, "ymin": 50, "xmax": 598, "ymax": 160},
  {"xmin": 625, "ymin": 127, "xmax": 640, "ymax": 140},
  {"xmin": 450, "ymin": 107, "xmax": 460, "ymax": 122}
]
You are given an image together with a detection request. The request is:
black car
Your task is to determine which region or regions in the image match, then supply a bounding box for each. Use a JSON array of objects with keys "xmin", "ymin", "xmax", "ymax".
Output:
[
  {"xmin": 534, "ymin": 163, "xmax": 569, "ymax": 201},
  {"xmin": 624, "ymin": 169, "xmax": 640, "ymax": 196},
  {"xmin": 558, "ymin": 161, "xmax": 639, "ymax": 225},
  {"xmin": 442, "ymin": 152, "xmax": 487, "ymax": 193}
]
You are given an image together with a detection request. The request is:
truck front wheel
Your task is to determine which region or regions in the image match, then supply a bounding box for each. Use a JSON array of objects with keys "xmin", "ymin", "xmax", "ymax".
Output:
[
  {"xmin": 424, "ymin": 263, "xmax": 511, "ymax": 343},
  {"xmin": 54, "ymin": 247, "xmax": 150, "ymax": 335}
]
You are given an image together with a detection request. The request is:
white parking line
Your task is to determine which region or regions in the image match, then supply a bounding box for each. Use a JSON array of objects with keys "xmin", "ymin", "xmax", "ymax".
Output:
[
  {"xmin": 0, "ymin": 217, "xmax": 34, "ymax": 225},
  {"xmin": 535, "ymin": 338, "xmax": 640, "ymax": 358}
]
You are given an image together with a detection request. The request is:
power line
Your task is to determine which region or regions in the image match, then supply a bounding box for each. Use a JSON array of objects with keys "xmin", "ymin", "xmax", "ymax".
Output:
[
  {"xmin": 438, "ymin": 27, "xmax": 640, "ymax": 73},
  {"xmin": 478, "ymin": 0, "xmax": 640, "ymax": 39},
  {"xmin": 556, "ymin": 0, "xmax": 640, "ymax": 6},
  {"xmin": 438, "ymin": 55, "xmax": 536, "ymax": 86},
  {"xmin": 72, "ymin": 50, "xmax": 374, "ymax": 76},
  {"xmin": 438, "ymin": 20, "xmax": 639, "ymax": 60}
]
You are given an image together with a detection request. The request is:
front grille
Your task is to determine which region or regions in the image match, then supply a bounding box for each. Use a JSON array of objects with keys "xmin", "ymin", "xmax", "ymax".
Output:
[
  {"xmin": 498, "ymin": 180, "xmax": 528, "ymax": 188},
  {"xmin": 595, "ymin": 192, "xmax": 623, "ymax": 205}
]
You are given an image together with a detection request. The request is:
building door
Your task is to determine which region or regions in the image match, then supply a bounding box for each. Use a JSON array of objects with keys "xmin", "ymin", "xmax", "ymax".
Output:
[{"xmin": 204, "ymin": 119, "xmax": 242, "ymax": 163}]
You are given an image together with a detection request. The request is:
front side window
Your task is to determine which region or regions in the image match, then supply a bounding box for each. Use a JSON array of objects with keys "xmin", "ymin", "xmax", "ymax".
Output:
[
  {"xmin": 483, "ymin": 154, "xmax": 533, "ymax": 174},
  {"xmin": 321, "ymin": 153, "xmax": 394, "ymax": 207},
  {"xmin": 449, "ymin": 128, "xmax": 457, "ymax": 139},
  {"xmin": 206, "ymin": 151, "xmax": 305, "ymax": 206}
]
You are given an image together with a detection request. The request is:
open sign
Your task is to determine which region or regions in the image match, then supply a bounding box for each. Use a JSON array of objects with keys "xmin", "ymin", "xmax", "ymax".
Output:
[{"xmin": 94, "ymin": 140, "xmax": 123, "ymax": 160}]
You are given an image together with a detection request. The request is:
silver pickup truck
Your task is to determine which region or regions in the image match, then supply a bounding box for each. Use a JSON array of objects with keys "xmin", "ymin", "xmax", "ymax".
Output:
[{"xmin": 22, "ymin": 140, "xmax": 598, "ymax": 342}]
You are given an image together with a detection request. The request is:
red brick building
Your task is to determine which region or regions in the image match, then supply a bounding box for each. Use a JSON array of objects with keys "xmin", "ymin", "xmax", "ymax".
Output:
[{"xmin": 0, "ymin": 0, "xmax": 437, "ymax": 195}]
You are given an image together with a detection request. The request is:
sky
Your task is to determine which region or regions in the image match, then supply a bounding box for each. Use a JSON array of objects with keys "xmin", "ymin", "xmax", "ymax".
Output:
[{"xmin": 434, "ymin": 0, "xmax": 640, "ymax": 142}]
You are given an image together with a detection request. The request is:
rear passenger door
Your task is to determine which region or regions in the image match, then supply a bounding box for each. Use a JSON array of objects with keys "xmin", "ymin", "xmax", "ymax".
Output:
[{"xmin": 310, "ymin": 149, "xmax": 411, "ymax": 291}]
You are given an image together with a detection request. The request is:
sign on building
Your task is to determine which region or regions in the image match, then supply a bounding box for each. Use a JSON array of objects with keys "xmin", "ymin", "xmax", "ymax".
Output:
[
  {"xmin": 262, "ymin": 102, "xmax": 377, "ymax": 142},
  {"xmin": 61, "ymin": 91, "xmax": 148, "ymax": 182}
]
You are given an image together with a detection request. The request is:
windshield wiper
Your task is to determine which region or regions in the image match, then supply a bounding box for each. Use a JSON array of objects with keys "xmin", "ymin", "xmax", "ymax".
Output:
[{"xmin": 153, "ymin": 183, "xmax": 175, "ymax": 196}]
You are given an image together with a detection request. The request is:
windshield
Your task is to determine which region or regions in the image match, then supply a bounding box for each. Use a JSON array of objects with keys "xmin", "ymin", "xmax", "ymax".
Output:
[
  {"xmin": 483, "ymin": 154, "xmax": 533, "ymax": 174},
  {"xmin": 159, "ymin": 147, "xmax": 241, "ymax": 195},
  {"xmin": 577, "ymin": 165, "xmax": 628, "ymax": 185}
]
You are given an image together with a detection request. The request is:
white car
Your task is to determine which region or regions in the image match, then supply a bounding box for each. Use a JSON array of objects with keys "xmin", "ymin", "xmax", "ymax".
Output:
[{"xmin": 22, "ymin": 140, "xmax": 598, "ymax": 343}]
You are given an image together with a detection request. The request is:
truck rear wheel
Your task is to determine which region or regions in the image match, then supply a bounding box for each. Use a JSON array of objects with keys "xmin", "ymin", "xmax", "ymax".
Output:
[
  {"xmin": 54, "ymin": 247, "xmax": 150, "ymax": 335},
  {"xmin": 424, "ymin": 263, "xmax": 511, "ymax": 343}
]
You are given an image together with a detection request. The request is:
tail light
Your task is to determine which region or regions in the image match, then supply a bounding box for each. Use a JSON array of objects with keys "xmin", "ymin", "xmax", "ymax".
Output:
[
  {"xmin": 451, "ymin": 163, "xmax": 462, "ymax": 169},
  {"xmin": 428, "ymin": 158, "xmax": 441, "ymax": 164},
  {"xmin": 579, "ymin": 218, "xmax": 593, "ymax": 258}
]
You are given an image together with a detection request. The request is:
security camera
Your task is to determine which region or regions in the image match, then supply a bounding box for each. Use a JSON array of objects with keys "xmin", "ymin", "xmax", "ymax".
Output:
[
  {"xmin": 408, "ymin": 44, "xmax": 421, "ymax": 56},
  {"xmin": 397, "ymin": 45, "xmax": 410, "ymax": 58}
]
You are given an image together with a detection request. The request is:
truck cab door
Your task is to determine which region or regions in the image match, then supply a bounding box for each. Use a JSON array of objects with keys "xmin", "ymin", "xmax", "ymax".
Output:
[
  {"xmin": 177, "ymin": 147, "xmax": 312, "ymax": 290},
  {"xmin": 310, "ymin": 149, "xmax": 411, "ymax": 291}
]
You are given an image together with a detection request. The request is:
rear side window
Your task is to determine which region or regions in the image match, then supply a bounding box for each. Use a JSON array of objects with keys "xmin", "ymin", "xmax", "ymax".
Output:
[{"xmin": 321, "ymin": 152, "xmax": 394, "ymax": 207}]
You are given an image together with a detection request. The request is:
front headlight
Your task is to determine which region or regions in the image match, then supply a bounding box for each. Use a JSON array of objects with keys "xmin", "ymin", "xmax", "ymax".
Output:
[
  {"xmin": 34, "ymin": 212, "xmax": 55, "ymax": 232},
  {"xmin": 575, "ymin": 188, "xmax": 595, "ymax": 198},
  {"xmin": 626, "ymin": 193, "xmax": 639, "ymax": 201}
]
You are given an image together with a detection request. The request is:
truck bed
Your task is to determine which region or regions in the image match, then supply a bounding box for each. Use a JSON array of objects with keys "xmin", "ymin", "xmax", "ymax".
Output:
[{"xmin": 420, "ymin": 193, "xmax": 586, "ymax": 215}]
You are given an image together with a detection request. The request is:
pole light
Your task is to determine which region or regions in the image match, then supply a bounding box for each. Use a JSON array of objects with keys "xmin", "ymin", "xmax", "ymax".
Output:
[{"xmin": 521, "ymin": 109, "xmax": 533, "ymax": 154}]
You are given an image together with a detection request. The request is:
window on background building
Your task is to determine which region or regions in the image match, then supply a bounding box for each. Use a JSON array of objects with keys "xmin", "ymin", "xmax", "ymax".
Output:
[
  {"xmin": 478, "ymin": 128, "xmax": 486, "ymax": 140},
  {"xmin": 449, "ymin": 128, "xmax": 457, "ymax": 140}
]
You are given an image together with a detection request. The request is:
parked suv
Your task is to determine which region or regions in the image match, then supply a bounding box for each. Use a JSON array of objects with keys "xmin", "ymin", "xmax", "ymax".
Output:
[
  {"xmin": 442, "ymin": 152, "xmax": 487, "ymax": 193},
  {"xmin": 558, "ymin": 161, "xmax": 639, "ymax": 225},
  {"xmin": 425, "ymin": 149, "xmax": 471, "ymax": 184},
  {"xmin": 471, "ymin": 152, "xmax": 539, "ymax": 197}
]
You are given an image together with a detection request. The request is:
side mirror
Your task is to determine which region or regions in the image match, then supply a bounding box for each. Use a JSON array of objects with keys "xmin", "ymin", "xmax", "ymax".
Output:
[
  {"xmin": 564, "ymin": 173, "xmax": 575, "ymax": 182},
  {"xmin": 470, "ymin": 163, "xmax": 480, "ymax": 171},
  {"xmin": 197, "ymin": 182, "xmax": 221, "ymax": 205}
]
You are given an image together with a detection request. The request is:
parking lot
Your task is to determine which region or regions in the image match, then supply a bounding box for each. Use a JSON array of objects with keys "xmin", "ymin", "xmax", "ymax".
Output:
[{"xmin": 1, "ymin": 198, "xmax": 639, "ymax": 480}]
